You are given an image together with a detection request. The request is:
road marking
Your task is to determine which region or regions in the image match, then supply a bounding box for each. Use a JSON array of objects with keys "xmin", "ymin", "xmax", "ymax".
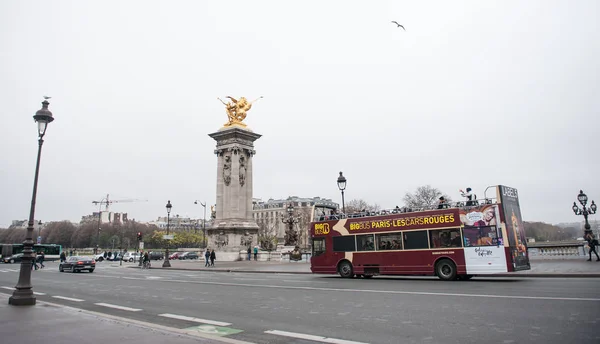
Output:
[
  {"xmin": 265, "ymin": 330, "xmax": 369, "ymax": 344},
  {"xmin": 52, "ymin": 296, "xmax": 85, "ymax": 302},
  {"xmin": 74, "ymin": 275, "xmax": 600, "ymax": 302},
  {"xmin": 95, "ymin": 303, "xmax": 142, "ymax": 311},
  {"xmin": 33, "ymin": 292, "xmax": 46, "ymax": 295},
  {"xmin": 1, "ymin": 286, "xmax": 45, "ymax": 295},
  {"xmin": 158, "ymin": 313, "xmax": 231, "ymax": 326},
  {"xmin": 1, "ymin": 286, "xmax": 14, "ymax": 290}
]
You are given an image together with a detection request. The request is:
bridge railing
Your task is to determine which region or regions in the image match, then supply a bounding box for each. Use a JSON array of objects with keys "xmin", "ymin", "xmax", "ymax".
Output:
[{"xmin": 527, "ymin": 242, "xmax": 589, "ymax": 259}]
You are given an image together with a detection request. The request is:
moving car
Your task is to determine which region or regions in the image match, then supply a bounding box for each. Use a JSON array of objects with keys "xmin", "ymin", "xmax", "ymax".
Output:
[
  {"xmin": 2, "ymin": 253, "xmax": 24, "ymax": 264},
  {"xmin": 179, "ymin": 252, "xmax": 199, "ymax": 260},
  {"xmin": 149, "ymin": 251, "xmax": 164, "ymax": 260},
  {"xmin": 59, "ymin": 256, "xmax": 95, "ymax": 273},
  {"xmin": 169, "ymin": 252, "xmax": 183, "ymax": 260}
]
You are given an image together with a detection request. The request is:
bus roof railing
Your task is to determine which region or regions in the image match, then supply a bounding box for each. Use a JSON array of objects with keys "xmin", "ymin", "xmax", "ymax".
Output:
[{"xmin": 314, "ymin": 197, "xmax": 498, "ymax": 222}]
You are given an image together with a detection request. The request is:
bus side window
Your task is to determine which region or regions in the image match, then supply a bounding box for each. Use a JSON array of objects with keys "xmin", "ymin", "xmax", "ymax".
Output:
[
  {"xmin": 357, "ymin": 234, "xmax": 375, "ymax": 251},
  {"xmin": 312, "ymin": 238, "xmax": 326, "ymax": 256}
]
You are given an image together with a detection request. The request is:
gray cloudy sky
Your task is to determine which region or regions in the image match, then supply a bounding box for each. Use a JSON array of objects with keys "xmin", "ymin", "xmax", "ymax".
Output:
[{"xmin": 1, "ymin": 1, "xmax": 599, "ymax": 228}]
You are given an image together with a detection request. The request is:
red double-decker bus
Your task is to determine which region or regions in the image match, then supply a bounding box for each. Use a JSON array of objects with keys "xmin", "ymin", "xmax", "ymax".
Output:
[{"xmin": 310, "ymin": 185, "xmax": 530, "ymax": 280}]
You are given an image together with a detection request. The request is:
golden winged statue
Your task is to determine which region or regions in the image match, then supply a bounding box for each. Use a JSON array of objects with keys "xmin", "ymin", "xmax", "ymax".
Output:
[{"xmin": 218, "ymin": 96, "xmax": 263, "ymax": 127}]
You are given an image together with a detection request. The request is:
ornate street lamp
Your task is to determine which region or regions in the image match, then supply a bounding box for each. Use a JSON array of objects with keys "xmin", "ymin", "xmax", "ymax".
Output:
[
  {"xmin": 9, "ymin": 98, "xmax": 54, "ymax": 306},
  {"xmin": 337, "ymin": 171, "xmax": 347, "ymax": 215},
  {"xmin": 572, "ymin": 190, "xmax": 597, "ymax": 232},
  {"xmin": 194, "ymin": 200, "xmax": 207, "ymax": 248},
  {"xmin": 162, "ymin": 200, "xmax": 172, "ymax": 267},
  {"xmin": 281, "ymin": 203, "xmax": 300, "ymax": 246}
]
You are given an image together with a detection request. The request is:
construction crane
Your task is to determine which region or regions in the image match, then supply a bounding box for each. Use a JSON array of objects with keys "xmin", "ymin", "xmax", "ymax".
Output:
[{"xmin": 92, "ymin": 194, "xmax": 147, "ymax": 212}]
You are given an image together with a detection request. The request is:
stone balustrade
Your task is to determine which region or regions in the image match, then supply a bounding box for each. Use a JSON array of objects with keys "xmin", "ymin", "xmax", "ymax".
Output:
[{"xmin": 527, "ymin": 242, "xmax": 588, "ymax": 259}]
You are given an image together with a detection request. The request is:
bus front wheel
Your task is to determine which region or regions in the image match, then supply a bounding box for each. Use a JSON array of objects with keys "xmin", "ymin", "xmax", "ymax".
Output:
[
  {"xmin": 435, "ymin": 259, "xmax": 457, "ymax": 281},
  {"xmin": 338, "ymin": 261, "xmax": 354, "ymax": 278}
]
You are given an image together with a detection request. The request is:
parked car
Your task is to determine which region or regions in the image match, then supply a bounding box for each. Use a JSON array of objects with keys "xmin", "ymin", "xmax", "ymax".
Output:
[
  {"xmin": 107, "ymin": 253, "xmax": 122, "ymax": 261},
  {"xmin": 3, "ymin": 253, "xmax": 24, "ymax": 264},
  {"xmin": 122, "ymin": 252, "xmax": 140, "ymax": 262},
  {"xmin": 149, "ymin": 251, "xmax": 164, "ymax": 260},
  {"xmin": 179, "ymin": 252, "xmax": 199, "ymax": 260},
  {"xmin": 59, "ymin": 256, "xmax": 96, "ymax": 273},
  {"xmin": 169, "ymin": 252, "xmax": 184, "ymax": 260}
]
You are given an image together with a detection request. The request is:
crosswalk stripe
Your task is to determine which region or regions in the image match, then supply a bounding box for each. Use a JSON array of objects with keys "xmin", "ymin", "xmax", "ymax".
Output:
[{"xmin": 158, "ymin": 313, "xmax": 231, "ymax": 326}]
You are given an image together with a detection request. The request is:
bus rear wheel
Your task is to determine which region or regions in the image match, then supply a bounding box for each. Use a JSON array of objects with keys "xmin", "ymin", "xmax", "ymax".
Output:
[
  {"xmin": 338, "ymin": 261, "xmax": 354, "ymax": 278},
  {"xmin": 435, "ymin": 259, "xmax": 457, "ymax": 281}
]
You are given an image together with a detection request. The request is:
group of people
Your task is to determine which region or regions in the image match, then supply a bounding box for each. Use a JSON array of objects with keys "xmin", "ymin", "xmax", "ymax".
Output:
[
  {"xmin": 31, "ymin": 251, "xmax": 45, "ymax": 270},
  {"xmin": 204, "ymin": 248, "xmax": 216, "ymax": 267},
  {"xmin": 246, "ymin": 246, "xmax": 259, "ymax": 261}
]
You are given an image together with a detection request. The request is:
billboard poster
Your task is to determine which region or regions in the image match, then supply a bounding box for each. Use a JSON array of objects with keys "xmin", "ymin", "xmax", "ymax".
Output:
[
  {"xmin": 499, "ymin": 185, "xmax": 530, "ymax": 270},
  {"xmin": 459, "ymin": 204, "xmax": 503, "ymax": 247}
]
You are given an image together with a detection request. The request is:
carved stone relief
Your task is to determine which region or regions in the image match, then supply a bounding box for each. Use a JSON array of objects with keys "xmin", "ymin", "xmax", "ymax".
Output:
[
  {"xmin": 223, "ymin": 153, "xmax": 232, "ymax": 186},
  {"xmin": 239, "ymin": 154, "xmax": 247, "ymax": 187},
  {"xmin": 215, "ymin": 231, "xmax": 229, "ymax": 249}
]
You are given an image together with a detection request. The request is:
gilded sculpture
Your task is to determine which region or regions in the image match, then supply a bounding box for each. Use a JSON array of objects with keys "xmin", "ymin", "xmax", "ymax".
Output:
[{"xmin": 218, "ymin": 96, "xmax": 263, "ymax": 127}]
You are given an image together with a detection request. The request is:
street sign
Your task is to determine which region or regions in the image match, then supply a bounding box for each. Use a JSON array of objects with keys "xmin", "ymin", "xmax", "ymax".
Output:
[
  {"xmin": 37, "ymin": 236, "xmax": 41, "ymax": 244},
  {"xmin": 139, "ymin": 241, "xmax": 144, "ymax": 250},
  {"xmin": 162, "ymin": 235, "xmax": 174, "ymax": 240}
]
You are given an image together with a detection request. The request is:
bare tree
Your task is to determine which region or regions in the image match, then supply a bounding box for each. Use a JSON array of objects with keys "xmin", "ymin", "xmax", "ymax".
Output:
[
  {"xmin": 403, "ymin": 185, "xmax": 452, "ymax": 209},
  {"xmin": 345, "ymin": 199, "xmax": 381, "ymax": 213},
  {"xmin": 257, "ymin": 218, "xmax": 278, "ymax": 251}
]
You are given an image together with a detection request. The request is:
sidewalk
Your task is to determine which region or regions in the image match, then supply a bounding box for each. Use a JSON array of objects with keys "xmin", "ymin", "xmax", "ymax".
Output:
[
  {"xmin": 133, "ymin": 258, "xmax": 600, "ymax": 277},
  {"xmin": 0, "ymin": 294, "xmax": 251, "ymax": 344}
]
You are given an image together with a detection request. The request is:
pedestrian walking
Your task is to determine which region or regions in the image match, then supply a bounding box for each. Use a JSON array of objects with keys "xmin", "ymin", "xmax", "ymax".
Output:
[
  {"xmin": 247, "ymin": 247, "xmax": 251, "ymax": 261},
  {"xmin": 38, "ymin": 251, "xmax": 45, "ymax": 269},
  {"xmin": 204, "ymin": 249, "xmax": 210, "ymax": 267},
  {"xmin": 210, "ymin": 249, "xmax": 216, "ymax": 267},
  {"xmin": 59, "ymin": 251, "xmax": 66, "ymax": 263},
  {"xmin": 585, "ymin": 231, "xmax": 600, "ymax": 261},
  {"xmin": 253, "ymin": 245, "xmax": 258, "ymax": 261}
]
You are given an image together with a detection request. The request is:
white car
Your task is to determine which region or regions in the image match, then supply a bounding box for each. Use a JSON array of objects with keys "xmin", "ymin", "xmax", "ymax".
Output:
[
  {"xmin": 94, "ymin": 254, "xmax": 105, "ymax": 262},
  {"xmin": 122, "ymin": 252, "xmax": 140, "ymax": 262}
]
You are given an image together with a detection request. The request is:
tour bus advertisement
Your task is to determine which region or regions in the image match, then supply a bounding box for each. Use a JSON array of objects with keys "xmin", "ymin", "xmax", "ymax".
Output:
[
  {"xmin": 499, "ymin": 185, "xmax": 529, "ymax": 270},
  {"xmin": 313, "ymin": 208, "xmax": 462, "ymax": 236},
  {"xmin": 459, "ymin": 204, "xmax": 503, "ymax": 247}
]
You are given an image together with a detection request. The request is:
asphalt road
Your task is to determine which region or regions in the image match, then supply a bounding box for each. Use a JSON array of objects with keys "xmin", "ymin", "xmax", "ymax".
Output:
[{"xmin": 0, "ymin": 261, "xmax": 599, "ymax": 344}]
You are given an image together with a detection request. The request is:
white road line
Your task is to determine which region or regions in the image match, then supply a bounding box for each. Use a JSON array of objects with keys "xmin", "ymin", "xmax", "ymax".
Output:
[
  {"xmin": 33, "ymin": 292, "xmax": 46, "ymax": 295},
  {"xmin": 52, "ymin": 296, "xmax": 85, "ymax": 302},
  {"xmin": 1, "ymin": 286, "xmax": 14, "ymax": 290},
  {"xmin": 158, "ymin": 313, "xmax": 231, "ymax": 326},
  {"xmin": 0, "ymin": 287, "xmax": 45, "ymax": 295},
  {"xmin": 94, "ymin": 303, "xmax": 142, "ymax": 312},
  {"xmin": 265, "ymin": 330, "xmax": 369, "ymax": 344}
]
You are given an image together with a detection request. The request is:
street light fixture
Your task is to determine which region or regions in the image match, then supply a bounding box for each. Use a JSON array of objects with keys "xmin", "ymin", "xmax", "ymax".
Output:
[
  {"xmin": 194, "ymin": 200, "xmax": 207, "ymax": 248},
  {"xmin": 281, "ymin": 203, "xmax": 300, "ymax": 246},
  {"xmin": 337, "ymin": 171, "xmax": 347, "ymax": 215},
  {"xmin": 162, "ymin": 200, "xmax": 172, "ymax": 268},
  {"xmin": 572, "ymin": 190, "xmax": 597, "ymax": 232},
  {"xmin": 9, "ymin": 98, "xmax": 54, "ymax": 306}
]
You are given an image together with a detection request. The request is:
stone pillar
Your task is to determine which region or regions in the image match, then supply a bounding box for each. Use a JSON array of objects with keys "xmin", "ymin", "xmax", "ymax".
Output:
[{"xmin": 208, "ymin": 126, "xmax": 261, "ymax": 260}]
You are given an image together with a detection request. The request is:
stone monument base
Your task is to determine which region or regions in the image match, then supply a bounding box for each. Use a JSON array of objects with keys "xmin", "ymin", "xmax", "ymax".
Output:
[{"xmin": 208, "ymin": 221, "xmax": 258, "ymax": 261}]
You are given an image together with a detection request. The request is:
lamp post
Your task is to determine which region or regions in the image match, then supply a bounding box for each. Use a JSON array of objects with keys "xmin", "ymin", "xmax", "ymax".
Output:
[
  {"xmin": 95, "ymin": 196, "xmax": 107, "ymax": 255},
  {"xmin": 194, "ymin": 201, "xmax": 207, "ymax": 248},
  {"xmin": 281, "ymin": 203, "xmax": 300, "ymax": 246},
  {"xmin": 9, "ymin": 98, "xmax": 54, "ymax": 306},
  {"xmin": 572, "ymin": 190, "xmax": 597, "ymax": 233},
  {"xmin": 337, "ymin": 171, "xmax": 347, "ymax": 215},
  {"xmin": 37, "ymin": 221, "xmax": 42, "ymax": 244},
  {"xmin": 162, "ymin": 200, "xmax": 172, "ymax": 268}
]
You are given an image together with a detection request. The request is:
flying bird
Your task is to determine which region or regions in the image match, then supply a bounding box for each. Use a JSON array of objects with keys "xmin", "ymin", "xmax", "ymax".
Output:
[
  {"xmin": 391, "ymin": 21, "xmax": 405, "ymax": 30},
  {"xmin": 43, "ymin": 96, "xmax": 52, "ymax": 100}
]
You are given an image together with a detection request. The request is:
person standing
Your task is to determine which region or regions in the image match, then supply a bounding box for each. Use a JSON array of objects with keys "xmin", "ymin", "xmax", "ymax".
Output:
[
  {"xmin": 253, "ymin": 245, "xmax": 258, "ymax": 261},
  {"xmin": 204, "ymin": 249, "xmax": 211, "ymax": 267},
  {"xmin": 460, "ymin": 188, "xmax": 475, "ymax": 206},
  {"xmin": 247, "ymin": 247, "xmax": 251, "ymax": 261},
  {"xmin": 210, "ymin": 249, "xmax": 216, "ymax": 267},
  {"xmin": 60, "ymin": 251, "xmax": 66, "ymax": 263},
  {"xmin": 584, "ymin": 231, "xmax": 600, "ymax": 261}
]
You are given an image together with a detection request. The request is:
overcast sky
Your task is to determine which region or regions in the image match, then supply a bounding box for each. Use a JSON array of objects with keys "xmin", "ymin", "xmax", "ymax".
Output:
[{"xmin": 1, "ymin": 1, "xmax": 598, "ymax": 228}]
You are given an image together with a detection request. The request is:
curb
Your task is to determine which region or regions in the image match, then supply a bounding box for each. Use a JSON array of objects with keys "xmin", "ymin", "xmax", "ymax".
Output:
[{"xmin": 125, "ymin": 266, "xmax": 600, "ymax": 277}]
